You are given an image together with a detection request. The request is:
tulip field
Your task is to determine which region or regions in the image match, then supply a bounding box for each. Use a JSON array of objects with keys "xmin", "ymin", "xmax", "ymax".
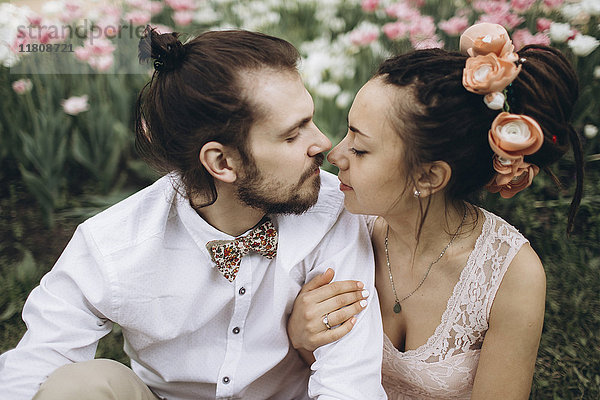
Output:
[{"xmin": 1, "ymin": 0, "xmax": 599, "ymax": 397}]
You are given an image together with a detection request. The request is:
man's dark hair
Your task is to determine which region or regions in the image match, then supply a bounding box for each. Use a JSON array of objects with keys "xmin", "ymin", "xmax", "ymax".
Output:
[{"xmin": 134, "ymin": 29, "xmax": 300, "ymax": 206}]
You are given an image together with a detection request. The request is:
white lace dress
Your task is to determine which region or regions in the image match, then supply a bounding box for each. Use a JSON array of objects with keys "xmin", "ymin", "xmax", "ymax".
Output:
[{"xmin": 378, "ymin": 208, "xmax": 528, "ymax": 399}]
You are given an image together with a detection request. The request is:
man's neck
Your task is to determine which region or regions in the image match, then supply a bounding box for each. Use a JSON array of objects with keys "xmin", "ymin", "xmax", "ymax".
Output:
[{"xmin": 191, "ymin": 186, "xmax": 266, "ymax": 237}]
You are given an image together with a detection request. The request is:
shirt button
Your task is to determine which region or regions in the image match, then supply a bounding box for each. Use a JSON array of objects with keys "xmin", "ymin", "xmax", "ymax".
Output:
[
  {"xmin": 239, "ymin": 287, "xmax": 246, "ymax": 295},
  {"xmin": 232, "ymin": 327, "xmax": 240, "ymax": 334},
  {"xmin": 222, "ymin": 376, "xmax": 230, "ymax": 384}
]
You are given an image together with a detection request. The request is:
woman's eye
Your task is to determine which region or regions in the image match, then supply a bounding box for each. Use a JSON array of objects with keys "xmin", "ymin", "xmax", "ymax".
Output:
[
  {"xmin": 285, "ymin": 135, "xmax": 298, "ymax": 143},
  {"xmin": 350, "ymin": 148, "xmax": 367, "ymax": 156}
]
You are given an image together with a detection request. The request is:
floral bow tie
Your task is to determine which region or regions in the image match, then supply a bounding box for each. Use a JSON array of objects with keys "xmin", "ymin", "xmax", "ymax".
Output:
[{"xmin": 206, "ymin": 218, "xmax": 278, "ymax": 282}]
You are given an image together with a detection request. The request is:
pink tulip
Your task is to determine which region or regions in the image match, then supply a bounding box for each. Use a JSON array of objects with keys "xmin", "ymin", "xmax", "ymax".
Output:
[
  {"xmin": 543, "ymin": 0, "xmax": 564, "ymax": 9},
  {"xmin": 60, "ymin": 1, "xmax": 84, "ymax": 23},
  {"xmin": 101, "ymin": 4, "xmax": 122, "ymax": 18},
  {"xmin": 503, "ymin": 13, "xmax": 526, "ymax": 30},
  {"xmin": 61, "ymin": 95, "xmax": 89, "ymax": 116},
  {"xmin": 536, "ymin": 18, "xmax": 552, "ymax": 32},
  {"xmin": 385, "ymin": 2, "xmax": 420, "ymax": 20},
  {"xmin": 383, "ymin": 21, "xmax": 409, "ymax": 40},
  {"xmin": 74, "ymin": 46, "xmax": 91, "ymax": 61},
  {"xmin": 409, "ymin": 16, "xmax": 436, "ymax": 42},
  {"xmin": 510, "ymin": 0, "xmax": 536, "ymax": 13},
  {"xmin": 473, "ymin": 1, "xmax": 511, "ymax": 15},
  {"xmin": 172, "ymin": 10, "xmax": 194, "ymax": 26},
  {"xmin": 27, "ymin": 14, "xmax": 42, "ymax": 27},
  {"xmin": 413, "ymin": 35, "xmax": 445, "ymax": 50},
  {"xmin": 165, "ymin": 0, "xmax": 195, "ymax": 12},
  {"xmin": 150, "ymin": 1, "xmax": 164, "ymax": 16},
  {"xmin": 478, "ymin": 12, "xmax": 525, "ymax": 30},
  {"xmin": 87, "ymin": 38, "xmax": 116, "ymax": 57},
  {"xmin": 512, "ymin": 29, "xmax": 551, "ymax": 50},
  {"xmin": 12, "ymin": 79, "xmax": 32, "ymax": 95},
  {"xmin": 96, "ymin": 15, "xmax": 121, "ymax": 38},
  {"xmin": 361, "ymin": 0, "xmax": 379, "ymax": 12},
  {"xmin": 438, "ymin": 16, "xmax": 469, "ymax": 36},
  {"xmin": 89, "ymin": 54, "xmax": 114, "ymax": 72},
  {"xmin": 125, "ymin": 10, "xmax": 151, "ymax": 26},
  {"xmin": 349, "ymin": 24, "xmax": 380, "ymax": 46}
]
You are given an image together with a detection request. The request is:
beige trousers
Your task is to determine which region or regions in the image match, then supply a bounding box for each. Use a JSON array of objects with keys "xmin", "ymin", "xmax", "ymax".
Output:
[{"xmin": 33, "ymin": 359, "xmax": 160, "ymax": 400}]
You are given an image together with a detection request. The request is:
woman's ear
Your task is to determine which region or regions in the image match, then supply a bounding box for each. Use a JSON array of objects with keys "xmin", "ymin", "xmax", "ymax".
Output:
[
  {"xmin": 199, "ymin": 142, "xmax": 239, "ymax": 184},
  {"xmin": 415, "ymin": 161, "xmax": 452, "ymax": 197}
]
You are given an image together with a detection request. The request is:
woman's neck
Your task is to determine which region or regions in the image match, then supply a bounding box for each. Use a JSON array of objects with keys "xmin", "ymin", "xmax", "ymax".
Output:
[{"xmin": 383, "ymin": 195, "xmax": 467, "ymax": 259}]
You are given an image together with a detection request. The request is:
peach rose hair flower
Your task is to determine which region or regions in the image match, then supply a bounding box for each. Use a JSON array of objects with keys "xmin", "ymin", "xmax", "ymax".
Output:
[
  {"xmin": 486, "ymin": 112, "xmax": 544, "ymax": 197},
  {"xmin": 462, "ymin": 54, "xmax": 521, "ymax": 95},
  {"xmin": 459, "ymin": 23, "xmax": 544, "ymax": 198},
  {"xmin": 460, "ymin": 22, "xmax": 518, "ymax": 61},
  {"xmin": 486, "ymin": 164, "xmax": 540, "ymax": 198},
  {"xmin": 460, "ymin": 23, "xmax": 521, "ymax": 96},
  {"xmin": 488, "ymin": 112, "xmax": 544, "ymax": 159}
]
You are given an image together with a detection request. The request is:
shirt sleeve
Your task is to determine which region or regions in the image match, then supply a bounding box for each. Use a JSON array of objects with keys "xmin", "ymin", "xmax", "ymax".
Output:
[
  {"xmin": 0, "ymin": 225, "xmax": 114, "ymax": 400},
  {"xmin": 306, "ymin": 209, "xmax": 387, "ymax": 400}
]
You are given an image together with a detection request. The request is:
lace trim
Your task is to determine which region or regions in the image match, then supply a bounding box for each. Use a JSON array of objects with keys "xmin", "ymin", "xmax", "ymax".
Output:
[
  {"xmin": 388, "ymin": 209, "xmax": 492, "ymax": 359},
  {"xmin": 383, "ymin": 208, "xmax": 527, "ymax": 362}
]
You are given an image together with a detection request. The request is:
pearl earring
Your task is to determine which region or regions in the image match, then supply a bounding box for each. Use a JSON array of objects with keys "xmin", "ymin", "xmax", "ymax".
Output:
[{"xmin": 413, "ymin": 189, "xmax": 421, "ymax": 198}]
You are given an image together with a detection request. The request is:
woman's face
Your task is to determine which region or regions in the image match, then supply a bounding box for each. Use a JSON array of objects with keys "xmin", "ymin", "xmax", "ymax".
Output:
[{"xmin": 327, "ymin": 78, "xmax": 414, "ymax": 216}]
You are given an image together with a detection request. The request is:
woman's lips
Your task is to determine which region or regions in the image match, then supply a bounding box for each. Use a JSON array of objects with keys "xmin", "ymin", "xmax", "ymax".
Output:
[{"xmin": 339, "ymin": 182, "xmax": 353, "ymax": 191}]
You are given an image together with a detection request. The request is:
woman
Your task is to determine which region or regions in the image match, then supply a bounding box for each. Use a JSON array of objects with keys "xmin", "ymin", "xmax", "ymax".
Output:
[{"xmin": 287, "ymin": 23, "xmax": 583, "ymax": 399}]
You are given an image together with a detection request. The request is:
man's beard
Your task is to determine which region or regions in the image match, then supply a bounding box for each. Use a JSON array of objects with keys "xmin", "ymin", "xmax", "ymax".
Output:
[{"xmin": 236, "ymin": 153, "xmax": 324, "ymax": 215}]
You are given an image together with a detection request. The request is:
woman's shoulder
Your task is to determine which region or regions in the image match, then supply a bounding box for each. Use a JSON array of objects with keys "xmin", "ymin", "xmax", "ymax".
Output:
[
  {"xmin": 478, "ymin": 207, "xmax": 529, "ymax": 245},
  {"xmin": 487, "ymin": 241, "xmax": 546, "ymax": 336},
  {"xmin": 483, "ymin": 206, "xmax": 546, "ymax": 316}
]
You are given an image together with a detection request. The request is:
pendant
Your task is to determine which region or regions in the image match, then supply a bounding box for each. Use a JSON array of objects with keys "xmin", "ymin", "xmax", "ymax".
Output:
[{"xmin": 393, "ymin": 301, "xmax": 401, "ymax": 313}]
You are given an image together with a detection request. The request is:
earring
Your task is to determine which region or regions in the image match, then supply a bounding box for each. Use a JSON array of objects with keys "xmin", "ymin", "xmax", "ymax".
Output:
[{"xmin": 413, "ymin": 189, "xmax": 421, "ymax": 198}]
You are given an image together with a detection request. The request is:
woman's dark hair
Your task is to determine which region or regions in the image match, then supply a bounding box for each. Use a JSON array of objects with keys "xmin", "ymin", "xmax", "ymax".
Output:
[
  {"xmin": 134, "ymin": 28, "xmax": 300, "ymax": 206},
  {"xmin": 375, "ymin": 45, "xmax": 583, "ymax": 235}
]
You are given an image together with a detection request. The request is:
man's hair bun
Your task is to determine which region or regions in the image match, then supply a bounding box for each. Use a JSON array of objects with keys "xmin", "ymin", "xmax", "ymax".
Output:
[{"xmin": 138, "ymin": 25, "xmax": 186, "ymax": 72}]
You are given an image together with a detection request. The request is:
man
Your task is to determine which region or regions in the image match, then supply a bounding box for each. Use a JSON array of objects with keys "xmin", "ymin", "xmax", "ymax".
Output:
[{"xmin": 0, "ymin": 29, "xmax": 385, "ymax": 399}]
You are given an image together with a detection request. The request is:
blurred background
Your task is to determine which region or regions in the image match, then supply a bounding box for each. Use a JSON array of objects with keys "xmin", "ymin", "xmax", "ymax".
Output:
[{"xmin": 1, "ymin": 0, "xmax": 599, "ymax": 397}]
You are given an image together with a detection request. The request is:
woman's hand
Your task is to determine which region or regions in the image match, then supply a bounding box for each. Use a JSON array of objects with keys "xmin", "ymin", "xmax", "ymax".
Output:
[{"xmin": 287, "ymin": 268, "xmax": 370, "ymax": 353}]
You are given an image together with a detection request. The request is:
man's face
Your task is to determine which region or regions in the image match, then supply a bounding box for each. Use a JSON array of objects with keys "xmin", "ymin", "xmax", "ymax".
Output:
[{"xmin": 235, "ymin": 70, "xmax": 331, "ymax": 215}]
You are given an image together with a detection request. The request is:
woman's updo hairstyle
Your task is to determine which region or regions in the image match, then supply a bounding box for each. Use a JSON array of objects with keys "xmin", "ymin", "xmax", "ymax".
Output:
[
  {"xmin": 375, "ymin": 44, "xmax": 582, "ymax": 234},
  {"xmin": 134, "ymin": 27, "xmax": 300, "ymax": 207}
]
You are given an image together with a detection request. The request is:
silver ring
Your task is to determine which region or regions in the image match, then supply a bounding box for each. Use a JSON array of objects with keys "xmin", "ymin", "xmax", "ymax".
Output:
[{"xmin": 322, "ymin": 313, "xmax": 332, "ymax": 330}]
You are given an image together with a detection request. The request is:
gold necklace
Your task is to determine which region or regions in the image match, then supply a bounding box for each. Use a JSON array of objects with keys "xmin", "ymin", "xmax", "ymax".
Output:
[{"xmin": 384, "ymin": 208, "xmax": 467, "ymax": 314}]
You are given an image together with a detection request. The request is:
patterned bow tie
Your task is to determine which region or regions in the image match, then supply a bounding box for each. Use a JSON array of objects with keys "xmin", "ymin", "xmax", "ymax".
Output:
[{"xmin": 206, "ymin": 218, "xmax": 278, "ymax": 282}]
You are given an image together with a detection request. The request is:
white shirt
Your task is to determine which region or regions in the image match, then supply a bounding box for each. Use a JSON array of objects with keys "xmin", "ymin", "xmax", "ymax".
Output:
[{"xmin": 0, "ymin": 171, "xmax": 386, "ymax": 400}]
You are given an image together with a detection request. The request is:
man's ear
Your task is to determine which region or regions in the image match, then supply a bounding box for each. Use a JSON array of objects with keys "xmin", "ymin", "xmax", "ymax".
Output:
[
  {"xmin": 199, "ymin": 141, "xmax": 239, "ymax": 184},
  {"xmin": 414, "ymin": 161, "xmax": 452, "ymax": 197}
]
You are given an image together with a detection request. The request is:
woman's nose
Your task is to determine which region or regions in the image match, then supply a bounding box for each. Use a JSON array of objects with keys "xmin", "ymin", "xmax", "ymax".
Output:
[{"xmin": 327, "ymin": 139, "xmax": 348, "ymax": 170}]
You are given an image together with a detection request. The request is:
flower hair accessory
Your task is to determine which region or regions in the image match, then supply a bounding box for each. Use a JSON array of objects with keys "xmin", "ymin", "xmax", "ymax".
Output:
[{"xmin": 460, "ymin": 23, "xmax": 542, "ymax": 198}]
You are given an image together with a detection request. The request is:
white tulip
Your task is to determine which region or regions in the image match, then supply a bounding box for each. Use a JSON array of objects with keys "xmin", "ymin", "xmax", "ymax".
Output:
[
  {"xmin": 335, "ymin": 91, "xmax": 353, "ymax": 109},
  {"xmin": 314, "ymin": 82, "xmax": 341, "ymax": 99},
  {"xmin": 582, "ymin": 0, "xmax": 600, "ymax": 16},
  {"xmin": 568, "ymin": 34, "xmax": 600, "ymax": 57},
  {"xmin": 549, "ymin": 22, "xmax": 573, "ymax": 43},
  {"xmin": 584, "ymin": 124, "xmax": 598, "ymax": 139},
  {"xmin": 0, "ymin": 43, "xmax": 19, "ymax": 68},
  {"xmin": 61, "ymin": 95, "xmax": 89, "ymax": 116},
  {"xmin": 561, "ymin": 3, "xmax": 584, "ymax": 21}
]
